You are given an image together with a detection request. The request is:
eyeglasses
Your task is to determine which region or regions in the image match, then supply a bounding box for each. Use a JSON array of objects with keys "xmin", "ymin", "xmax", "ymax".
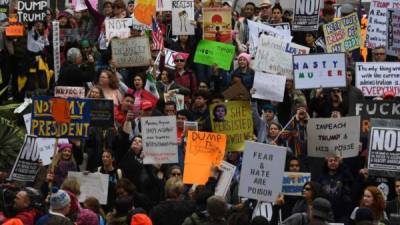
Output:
[
  {"xmin": 171, "ymin": 173, "xmax": 181, "ymax": 176},
  {"xmin": 175, "ymin": 59, "xmax": 185, "ymax": 62}
]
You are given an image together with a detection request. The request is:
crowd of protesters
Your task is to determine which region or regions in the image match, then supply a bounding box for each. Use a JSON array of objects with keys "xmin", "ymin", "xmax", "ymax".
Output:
[{"xmin": 0, "ymin": 0, "xmax": 399, "ymax": 225}]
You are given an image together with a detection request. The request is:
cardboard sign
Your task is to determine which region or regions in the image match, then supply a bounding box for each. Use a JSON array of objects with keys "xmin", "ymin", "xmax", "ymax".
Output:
[
  {"xmin": 90, "ymin": 99, "xmax": 114, "ymax": 127},
  {"xmin": 307, "ymin": 116, "xmax": 360, "ymax": 158},
  {"xmin": 17, "ymin": 0, "xmax": 47, "ymax": 22},
  {"xmin": 239, "ymin": 141, "xmax": 286, "ymax": 202},
  {"xmin": 5, "ymin": 25, "xmax": 24, "ymax": 36},
  {"xmin": 222, "ymin": 82, "xmax": 251, "ymax": 101},
  {"xmin": 210, "ymin": 101, "xmax": 253, "ymax": 151},
  {"xmin": 355, "ymin": 62, "xmax": 400, "ymax": 97},
  {"xmin": 293, "ymin": 53, "xmax": 346, "ymax": 89},
  {"xmin": 183, "ymin": 131, "xmax": 227, "ymax": 184},
  {"xmin": 254, "ymin": 35, "xmax": 309, "ymax": 78},
  {"xmin": 292, "ymin": 0, "xmax": 321, "ymax": 31},
  {"xmin": 31, "ymin": 96, "xmax": 91, "ymax": 138},
  {"xmin": 215, "ymin": 161, "xmax": 236, "ymax": 198},
  {"xmin": 171, "ymin": 0, "xmax": 195, "ymax": 35},
  {"xmin": 194, "ymin": 40, "xmax": 235, "ymax": 70},
  {"xmin": 141, "ymin": 116, "xmax": 178, "ymax": 164},
  {"xmin": 55, "ymin": 86, "xmax": 85, "ymax": 99},
  {"xmin": 52, "ymin": 21, "xmax": 60, "ymax": 82},
  {"xmin": 368, "ymin": 119, "xmax": 400, "ymax": 176},
  {"xmin": 9, "ymin": 135, "xmax": 40, "ymax": 182},
  {"xmin": 366, "ymin": 0, "xmax": 400, "ymax": 48},
  {"xmin": 248, "ymin": 20, "xmax": 292, "ymax": 56},
  {"xmin": 282, "ymin": 172, "xmax": 311, "ymax": 196},
  {"xmin": 112, "ymin": 36, "xmax": 151, "ymax": 67},
  {"xmin": 156, "ymin": 0, "xmax": 172, "ymax": 11},
  {"xmin": 387, "ymin": 8, "xmax": 400, "ymax": 56},
  {"xmin": 350, "ymin": 100, "xmax": 400, "ymax": 138},
  {"xmin": 252, "ymin": 72, "xmax": 286, "ymax": 102},
  {"xmin": 323, "ymin": 13, "xmax": 361, "ymax": 53},
  {"xmin": 105, "ymin": 18, "xmax": 132, "ymax": 46},
  {"xmin": 203, "ymin": 8, "xmax": 232, "ymax": 43},
  {"xmin": 68, "ymin": 172, "xmax": 109, "ymax": 204}
]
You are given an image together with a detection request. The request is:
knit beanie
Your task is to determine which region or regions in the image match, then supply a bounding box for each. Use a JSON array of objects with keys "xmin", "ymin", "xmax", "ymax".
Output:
[
  {"xmin": 50, "ymin": 188, "xmax": 71, "ymax": 210},
  {"xmin": 237, "ymin": 53, "xmax": 251, "ymax": 64},
  {"xmin": 131, "ymin": 213, "xmax": 153, "ymax": 225},
  {"xmin": 76, "ymin": 209, "xmax": 99, "ymax": 225}
]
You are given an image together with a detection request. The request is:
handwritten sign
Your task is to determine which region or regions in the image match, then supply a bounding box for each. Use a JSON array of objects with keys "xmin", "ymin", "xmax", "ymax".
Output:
[
  {"xmin": 31, "ymin": 96, "xmax": 91, "ymax": 138},
  {"xmin": 141, "ymin": 116, "xmax": 178, "ymax": 164},
  {"xmin": 366, "ymin": 0, "xmax": 400, "ymax": 48},
  {"xmin": 307, "ymin": 116, "xmax": 360, "ymax": 158},
  {"xmin": 215, "ymin": 161, "xmax": 236, "ymax": 198},
  {"xmin": 254, "ymin": 35, "xmax": 309, "ymax": 78},
  {"xmin": 5, "ymin": 25, "xmax": 24, "ymax": 36},
  {"xmin": 112, "ymin": 36, "xmax": 151, "ymax": 67},
  {"xmin": 239, "ymin": 141, "xmax": 286, "ymax": 202},
  {"xmin": 323, "ymin": 13, "xmax": 361, "ymax": 53},
  {"xmin": 52, "ymin": 21, "xmax": 60, "ymax": 82},
  {"xmin": 55, "ymin": 86, "xmax": 85, "ymax": 99},
  {"xmin": 210, "ymin": 101, "xmax": 253, "ymax": 151},
  {"xmin": 68, "ymin": 172, "xmax": 109, "ymax": 204},
  {"xmin": 203, "ymin": 8, "xmax": 232, "ymax": 43},
  {"xmin": 194, "ymin": 40, "xmax": 235, "ymax": 70},
  {"xmin": 171, "ymin": 0, "xmax": 195, "ymax": 35},
  {"xmin": 105, "ymin": 18, "xmax": 132, "ymax": 46},
  {"xmin": 270, "ymin": 23, "xmax": 291, "ymax": 37},
  {"xmin": 9, "ymin": 135, "xmax": 40, "ymax": 182},
  {"xmin": 17, "ymin": 0, "xmax": 47, "ymax": 22},
  {"xmin": 282, "ymin": 172, "xmax": 311, "ymax": 196},
  {"xmin": 293, "ymin": 53, "xmax": 346, "ymax": 89},
  {"xmin": 292, "ymin": 0, "xmax": 321, "ymax": 31},
  {"xmin": 387, "ymin": 9, "xmax": 400, "ymax": 56},
  {"xmin": 252, "ymin": 72, "xmax": 286, "ymax": 102},
  {"xmin": 183, "ymin": 131, "xmax": 226, "ymax": 184},
  {"xmin": 355, "ymin": 62, "xmax": 400, "ymax": 97}
]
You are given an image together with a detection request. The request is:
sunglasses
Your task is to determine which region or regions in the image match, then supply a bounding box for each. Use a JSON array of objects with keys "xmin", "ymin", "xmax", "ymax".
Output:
[{"xmin": 175, "ymin": 59, "xmax": 185, "ymax": 62}]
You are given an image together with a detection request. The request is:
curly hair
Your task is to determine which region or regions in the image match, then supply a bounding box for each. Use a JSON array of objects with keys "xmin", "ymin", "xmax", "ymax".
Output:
[
  {"xmin": 99, "ymin": 69, "xmax": 119, "ymax": 90},
  {"xmin": 360, "ymin": 186, "xmax": 385, "ymax": 221}
]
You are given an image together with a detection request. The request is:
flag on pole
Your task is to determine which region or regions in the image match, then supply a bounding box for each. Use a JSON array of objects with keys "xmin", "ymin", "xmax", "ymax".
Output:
[
  {"xmin": 151, "ymin": 17, "xmax": 164, "ymax": 50},
  {"xmin": 144, "ymin": 72, "xmax": 160, "ymax": 106}
]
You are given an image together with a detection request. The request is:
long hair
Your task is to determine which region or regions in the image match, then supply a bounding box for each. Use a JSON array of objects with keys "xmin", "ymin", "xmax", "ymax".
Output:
[
  {"xmin": 99, "ymin": 69, "xmax": 119, "ymax": 89},
  {"xmin": 360, "ymin": 186, "xmax": 385, "ymax": 221}
]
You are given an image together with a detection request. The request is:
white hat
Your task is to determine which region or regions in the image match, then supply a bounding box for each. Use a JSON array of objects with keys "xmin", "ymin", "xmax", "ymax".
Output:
[
  {"xmin": 50, "ymin": 189, "xmax": 71, "ymax": 210},
  {"xmin": 259, "ymin": 0, "xmax": 272, "ymax": 8}
]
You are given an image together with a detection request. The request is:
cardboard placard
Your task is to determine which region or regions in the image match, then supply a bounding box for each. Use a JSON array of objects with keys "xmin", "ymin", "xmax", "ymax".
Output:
[
  {"xmin": 252, "ymin": 72, "xmax": 286, "ymax": 102},
  {"xmin": 203, "ymin": 8, "xmax": 232, "ymax": 43},
  {"xmin": 105, "ymin": 18, "xmax": 132, "ymax": 46},
  {"xmin": 68, "ymin": 172, "xmax": 109, "ymax": 204},
  {"xmin": 111, "ymin": 36, "xmax": 152, "ymax": 67}
]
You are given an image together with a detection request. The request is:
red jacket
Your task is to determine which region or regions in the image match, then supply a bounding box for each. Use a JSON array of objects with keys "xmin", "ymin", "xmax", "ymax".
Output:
[{"xmin": 174, "ymin": 70, "xmax": 197, "ymax": 94}]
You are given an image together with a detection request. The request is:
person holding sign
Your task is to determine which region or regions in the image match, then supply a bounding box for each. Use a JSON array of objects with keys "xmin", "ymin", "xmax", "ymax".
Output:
[{"xmin": 47, "ymin": 143, "xmax": 78, "ymax": 188}]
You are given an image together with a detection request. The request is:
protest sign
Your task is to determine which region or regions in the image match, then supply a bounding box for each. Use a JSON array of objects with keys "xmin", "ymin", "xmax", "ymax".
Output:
[
  {"xmin": 105, "ymin": 18, "xmax": 132, "ymax": 46},
  {"xmin": 156, "ymin": 0, "xmax": 172, "ymax": 11},
  {"xmin": 133, "ymin": 0, "xmax": 156, "ymax": 25},
  {"xmin": 254, "ymin": 35, "xmax": 309, "ymax": 78},
  {"xmin": 55, "ymin": 86, "xmax": 85, "ymax": 99},
  {"xmin": 307, "ymin": 116, "xmax": 360, "ymax": 158},
  {"xmin": 17, "ymin": 0, "xmax": 47, "ymax": 22},
  {"xmin": 52, "ymin": 21, "xmax": 60, "ymax": 82},
  {"xmin": 215, "ymin": 161, "xmax": 236, "ymax": 198},
  {"xmin": 194, "ymin": 40, "xmax": 235, "ymax": 70},
  {"xmin": 141, "ymin": 116, "xmax": 178, "ymax": 164},
  {"xmin": 203, "ymin": 8, "xmax": 232, "ymax": 43},
  {"xmin": 248, "ymin": 20, "xmax": 292, "ymax": 56},
  {"xmin": 112, "ymin": 36, "xmax": 151, "ymax": 67},
  {"xmin": 68, "ymin": 172, "xmax": 109, "ymax": 204},
  {"xmin": 203, "ymin": 0, "xmax": 222, "ymax": 7},
  {"xmin": 293, "ymin": 53, "xmax": 346, "ymax": 89},
  {"xmin": 5, "ymin": 25, "xmax": 24, "ymax": 36},
  {"xmin": 171, "ymin": 0, "xmax": 194, "ymax": 35},
  {"xmin": 183, "ymin": 131, "xmax": 226, "ymax": 184},
  {"xmin": 387, "ymin": 9, "xmax": 400, "ymax": 56},
  {"xmin": 60, "ymin": 28, "xmax": 80, "ymax": 46},
  {"xmin": 210, "ymin": 101, "xmax": 253, "ymax": 151},
  {"xmin": 252, "ymin": 72, "xmax": 286, "ymax": 102},
  {"xmin": 323, "ymin": 13, "xmax": 361, "ymax": 53},
  {"xmin": 9, "ymin": 135, "xmax": 40, "ymax": 182},
  {"xmin": 164, "ymin": 48, "xmax": 177, "ymax": 69},
  {"xmin": 368, "ymin": 119, "xmax": 400, "ymax": 177},
  {"xmin": 282, "ymin": 172, "xmax": 311, "ymax": 196},
  {"xmin": 222, "ymin": 82, "xmax": 251, "ymax": 101},
  {"xmin": 350, "ymin": 100, "xmax": 400, "ymax": 138},
  {"xmin": 164, "ymin": 93, "xmax": 185, "ymax": 110},
  {"xmin": 366, "ymin": 0, "xmax": 400, "ymax": 48},
  {"xmin": 31, "ymin": 96, "xmax": 91, "ymax": 138},
  {"xmin": 333, "ymin": 4, "xmax": 342, "ymax": 18},
  {"xmin": 355, "ymin": 62, "xmax": 400, "ymax": 97},
  {"xmin": 90, "ymin": 99, "xmax": 114, "ymax": 127},
  {"xmin": 292, "ymin": 0, "xmax": 321, "ymax": 31},
  {"xmin": 0, "ymin": 0, "xmax": 9, "ymax": 19},
  {"xmin": 270, "ymin": 23, "xmax": 291, "ymax": 37},
  {"xmin": 239, "ymin": 141, "xmax": 286, "ymax": 202},
  {"xmin": 72, "ymin": 0, "xmax": 97, "ymax": 11}
]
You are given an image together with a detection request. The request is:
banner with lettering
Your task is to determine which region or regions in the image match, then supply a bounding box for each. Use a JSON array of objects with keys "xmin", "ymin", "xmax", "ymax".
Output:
[
  {"xmin": 293, "ymin": 53, "xmax": 346, "ymax": 89},
  {"xmin": 171, "ymin": 0, "xmax": 195, "ymax": 35},
  {"xmin": 292, "ymin": 0, "xmax": 321, "ymax": 31},
  {"xmin": 210, "ymin": 101, "xmax": 253, "ymax": 151},
  {"xmin": 194, "ymin": 40, "xmax": 235, "ymax": 70},
  {"xmin": 9, "ymin": 135, "xmax": 40, "ymax": 182},
  {"xmin": 387, "ymin": 8, "xmax": 400, "ymax": 56},
  {"xmin": 323, "ymin": 12, "xmax": 361, "ymax": 53},
  {"xmin": 239, "ymin": 141, "xmax": 286, "ymax": 202},
  {"xmin": 31, "ymin": 96, "xmax": 91, "ymax": 138},
  {"xmin": 355, "ymin": 62, "xmax": 400, "ymax": 97},
  {"xmin": 17, "ymin": 0, "xmax": 47, "ymax": 22},
  {"xmin": 111, "ymin": 36, "xmax": 152, "ymax": 67},
  {"xmin": 282, "ymin": 172, "xmax": 311, "ymax": 196},
  {"xmin": 307, "ymin": 116, "xmax": 360, "ymax": 158}
]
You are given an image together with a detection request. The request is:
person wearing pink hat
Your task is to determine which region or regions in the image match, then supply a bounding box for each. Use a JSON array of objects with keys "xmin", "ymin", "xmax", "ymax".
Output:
[
  {"xmin": 231, "ymin": 53, "xmax": 254, "ymax": 91},
  {"xmin": 47, "ymin": 143, "xmax": 78, "ymax": 187},
  {"xmin": 172, "ymin": 52, "xmax": 198, "ymax": 95}
]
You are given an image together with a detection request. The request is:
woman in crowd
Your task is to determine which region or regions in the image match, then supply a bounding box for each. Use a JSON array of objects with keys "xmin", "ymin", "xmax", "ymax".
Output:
[
  {"xmin": 231, "ymin": 53, "xmax": 254, "ymax": 91},
  {"xmin": 98, "ymin": 69, "xmax": 122, "ymax": 106}
]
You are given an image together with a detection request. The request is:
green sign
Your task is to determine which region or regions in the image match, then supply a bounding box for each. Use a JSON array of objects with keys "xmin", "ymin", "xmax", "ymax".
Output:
[{"xmin": 194, "ymin": 40, "xmax": 235, "ymax": 70}]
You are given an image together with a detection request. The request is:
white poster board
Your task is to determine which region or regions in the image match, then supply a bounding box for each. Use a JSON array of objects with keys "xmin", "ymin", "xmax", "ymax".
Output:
[
  {"xmin": 171, "ymin": 0, "xmax": 195, "ymax": 35},
  {"xmin": 307, "ymin": 116, "xmax": 360, "ymax": 158},
  {"xmin": 215, "ymin": 160, "xmax": 236, "ymax": 198},
  {"xmin": 105, "ymin": 18, "xmax": 132, "ymax": 46},
  {"xmin": 252, "ymin": 72, "xmax": 286, "ymax": 102},
  {"xmin": 386, "ymin": 8, "xmax": 400, "ymax": 56},
  {"xmin": 141, "ymin": 116, "xmax": 178, "ymax": 164},
  {"xmin": 293, "ymin": 53, "xmax": 346, "ymax": 89},
  {"xmin": 355, "ymin": 62, "xmax": 400, "ymax": 97},
  {"xmin": 156, "ymin": 0, "xmax": 172, "ymax": 11},
  {"xmin": 254, "ymin": 35, "xmax": 309, "ymax": 78},
  {"xmin": 55, "ymin": 86, "xmax": 85, "ymax": 99},
  {"xmin": 239, "ymin": 141, "xmax": 286, "ymax": 202},
  {"xmin": 68, "ymin": 172, "xmax": 109, "ymax": 205}
]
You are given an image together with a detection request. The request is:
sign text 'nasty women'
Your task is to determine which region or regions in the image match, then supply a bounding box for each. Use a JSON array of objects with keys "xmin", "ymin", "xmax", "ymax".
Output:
[
  {"xmin": 17, "ymin": 0, "xmax": 47, "ymax": 22},
  {"xmin": 31, "ymin": 96, "xmax": 90, "ymax": 138}
]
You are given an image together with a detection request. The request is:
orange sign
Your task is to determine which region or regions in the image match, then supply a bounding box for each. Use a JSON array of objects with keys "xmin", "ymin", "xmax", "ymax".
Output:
[
  {"xmin": 6, "ymin": 25, "xmax": 24, "ymax": 37},
  {"xmin": 134, "ymin": 0, "xmax": 156, "ymax": 25}
]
